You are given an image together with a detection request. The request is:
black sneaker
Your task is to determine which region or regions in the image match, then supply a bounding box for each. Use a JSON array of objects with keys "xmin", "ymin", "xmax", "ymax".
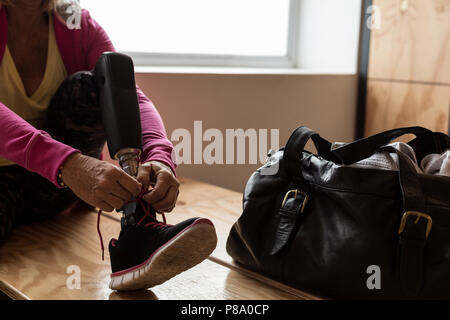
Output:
[{"xmin": 108, "ymin": 201, "xmax": 217, "ymax": 291}]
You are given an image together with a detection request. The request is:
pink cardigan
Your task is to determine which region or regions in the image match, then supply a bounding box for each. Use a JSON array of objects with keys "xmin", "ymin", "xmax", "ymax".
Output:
[{"xmin": 0, "ymin": 7, "xmax": 176, "ymax": 188}]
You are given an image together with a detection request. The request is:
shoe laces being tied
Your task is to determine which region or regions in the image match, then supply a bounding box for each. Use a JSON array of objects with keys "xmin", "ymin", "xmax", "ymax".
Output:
[{"xmin": 96, "ymin": 186, "xmax": 167, "ymax": 260}]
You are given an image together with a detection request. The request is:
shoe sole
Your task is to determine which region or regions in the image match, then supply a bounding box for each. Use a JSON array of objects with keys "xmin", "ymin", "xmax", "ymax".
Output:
[{"xmin": 109, "ymin": 218, "xmax": 217, "ymax": 291}]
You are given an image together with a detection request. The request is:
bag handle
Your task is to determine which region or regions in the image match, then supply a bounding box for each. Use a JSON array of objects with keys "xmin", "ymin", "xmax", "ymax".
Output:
[
  {"xmin": 331, "ymin": 126, "xmax": 438, "ymax": 165},
  {"xmin": 283, "ymin": 127, "xmax": 338, "ymax": 181},
  {"xmin": 284, "ymin": 126, "xmax": 448, "ymax": 179}
]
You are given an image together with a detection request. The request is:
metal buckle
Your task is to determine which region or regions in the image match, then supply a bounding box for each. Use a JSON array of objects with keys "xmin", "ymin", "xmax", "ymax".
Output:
[
  {"xmin": 398, "ymin": 211, "xmax": 433, "ymax": 238},
  {"xmin": 281, "ymin": 189, "xmax": 309, "ymax": 213}
]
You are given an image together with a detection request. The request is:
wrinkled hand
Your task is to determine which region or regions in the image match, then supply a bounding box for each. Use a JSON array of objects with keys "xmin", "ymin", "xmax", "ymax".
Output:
[
  {"xmin": 136, "ymin": 161, "xmax": 180, "ymax": 213},
  {"xmin": 61, "ymin": 153, "xmax": 142, "ymax": 212}
]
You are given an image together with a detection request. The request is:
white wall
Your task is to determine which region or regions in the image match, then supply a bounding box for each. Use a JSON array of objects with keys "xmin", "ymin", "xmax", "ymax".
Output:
[
  {"xmin": 135, "ymin": 73, "xmax": 358, "ymax": 192},
  {"xmin": 297, "ymin": 0, "xmax": 362, "ymax": 72}
]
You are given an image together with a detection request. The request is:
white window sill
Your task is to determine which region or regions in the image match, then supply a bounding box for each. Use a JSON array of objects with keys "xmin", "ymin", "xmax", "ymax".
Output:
[{"xmin": 134, "ymin": 66, "xmax": 356, "ymax": 76}]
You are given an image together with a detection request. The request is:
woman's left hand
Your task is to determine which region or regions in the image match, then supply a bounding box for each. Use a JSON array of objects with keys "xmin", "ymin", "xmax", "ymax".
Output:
[{"xmin": 136, "ymin": 161, "xmax": 180, "ymax": 213}]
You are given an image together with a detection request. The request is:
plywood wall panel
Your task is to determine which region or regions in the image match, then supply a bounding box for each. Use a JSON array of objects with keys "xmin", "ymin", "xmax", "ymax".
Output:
[
  {"xmin": 368, "ymin": 0, "xmax": 450, "ymax": 84},
  {"xmin": 364, "ymin": 80, "xmax": 449, "ymax": 136}
]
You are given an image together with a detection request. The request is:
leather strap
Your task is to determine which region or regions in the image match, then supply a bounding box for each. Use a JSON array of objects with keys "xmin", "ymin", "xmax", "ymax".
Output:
[
  {"xmin": 270, "ymin": 191, "xmax": 308, "ymax": 255},
  {"xmin": 283, "ymin": 126, "xmax": 338, "ymax": 182},
  {"xmin": 397, "ymin": 217, "xmax": 428, "ymax": 297},
  {"xmin": 273, "ymin": 127, "xmax": 322, "ymax": 256},
  {"xmin": 283, "ymin": 127, "xmax": 318, "ymax": 181},
  {"xmin": 283, "ymin": 126, "xmax": 447, "ymax": 178},
  {"xmin": 331, "ymin": 126, "xmax": 433, "ymax": 165},
  {"xmin": 381, "ymin": 146, "xmax": 430, "ymax": 297}
]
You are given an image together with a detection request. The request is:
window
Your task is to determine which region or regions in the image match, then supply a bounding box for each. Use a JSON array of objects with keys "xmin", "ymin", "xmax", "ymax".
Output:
[{"xmin": 83, "ymin": 0, "xmax": 298, "ymax": 68}]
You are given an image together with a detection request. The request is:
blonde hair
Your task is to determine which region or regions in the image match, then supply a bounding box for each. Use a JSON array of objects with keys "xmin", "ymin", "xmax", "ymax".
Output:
[{"xmin": 0, "ymin": 0, "xmax": 56, "ymax": 12}]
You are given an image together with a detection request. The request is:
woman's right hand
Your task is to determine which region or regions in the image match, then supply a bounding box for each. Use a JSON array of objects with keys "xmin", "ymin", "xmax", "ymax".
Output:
[{"xmin": 60, "ymin": 153, "xmax": 142, "ymax": 212}]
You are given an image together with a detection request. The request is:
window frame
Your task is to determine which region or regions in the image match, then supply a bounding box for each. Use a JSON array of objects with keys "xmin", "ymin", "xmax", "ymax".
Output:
[{"xmin": 119, "ymin": 0, "xmax": 300, "ymax": 68}]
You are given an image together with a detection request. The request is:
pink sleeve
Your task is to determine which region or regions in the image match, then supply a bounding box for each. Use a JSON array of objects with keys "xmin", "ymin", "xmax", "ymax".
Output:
[
  {"xmin": 0, "ymin": 103, "xmax": 81, "ymax": 187},
  {"xmin": 85, "ymin": 11, "xmax": 176, "ymax": 174},
  {"xmin": 135, "ymin": 87, "xmax": 176, "ymax": 173}
]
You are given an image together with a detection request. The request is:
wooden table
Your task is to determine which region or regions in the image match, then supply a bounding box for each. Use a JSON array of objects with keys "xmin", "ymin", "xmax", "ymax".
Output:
[{"xmin": 0, "ymin": 177, "xmax": 320, "ymax": 300}]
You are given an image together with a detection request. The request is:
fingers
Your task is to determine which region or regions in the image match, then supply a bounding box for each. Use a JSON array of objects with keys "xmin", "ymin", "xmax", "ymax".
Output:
[
  {"xmin": 143, "ymin": 174, "xmax": 171, "ymax": 204},
  {"xmin": 142, "ymin": 171, "xmax": 180, "ymax": 213},
  {"xmin": 99, "ymin": 192, "xmax": 126, "ymax": 212},
  {"xmin": 94, "ymin": 161, "xmax": 179, "ymax": 213},
  {"xmin": 109, "ymin": 181, "xmax": 134, "ymax": 202},
  {"xmin": 136, "ymin": 165, "xmax": 151, "ymax": 191},
  {"xmin": 152, "ymin": 186, "xmax": 179, "ymax": 212},
  {"xmin": 95, "ymin": 167, "xmax": 142, "ymax": 212},
  {"xmin": 99, "ymin": 200, "xmax": 114, "ymax": 213},
  {"xmin": 115, "ymin": 168, "xmax": 142, "ymax": 197},
  {"xmin": 68, "ymin": 157, "xmax": 144, "ymax": 213}
]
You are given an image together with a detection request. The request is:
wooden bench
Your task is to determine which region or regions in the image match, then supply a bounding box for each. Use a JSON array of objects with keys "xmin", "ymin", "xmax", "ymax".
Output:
[{"xmin": 0, "ymin": 177, "xmax": 320, "ymax": 300}]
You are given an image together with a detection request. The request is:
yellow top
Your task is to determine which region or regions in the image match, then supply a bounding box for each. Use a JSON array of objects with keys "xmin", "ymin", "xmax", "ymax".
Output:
[{"xmin": 0, "ymin": 14, "xmax": 67, "ymax": 167}]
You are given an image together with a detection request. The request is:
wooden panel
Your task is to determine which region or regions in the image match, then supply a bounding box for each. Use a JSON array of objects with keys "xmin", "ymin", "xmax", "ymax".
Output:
[
  {"xmin": 111, "ymin": 260, "xmax": 302, "ymax": 300},
  {"xmin": 0, "ymin": 209, "xmax": 114, "ymax": 300},
  {"xmin": 368, "ymin": 0, "xmax": 450, "ymax": 84},
  {"xmin": 364, "ymin": 80, "xmax": 450, "ymax": 136},
  {"xmin": 177, "ymin": 177, "xmax": 242, "ymax": 207}
]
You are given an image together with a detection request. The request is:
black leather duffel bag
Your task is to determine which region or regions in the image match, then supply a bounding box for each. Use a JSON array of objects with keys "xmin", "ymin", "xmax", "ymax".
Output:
[{"xmin": 226, "ymin": 126, "xmax": 450, "ymax": 299}]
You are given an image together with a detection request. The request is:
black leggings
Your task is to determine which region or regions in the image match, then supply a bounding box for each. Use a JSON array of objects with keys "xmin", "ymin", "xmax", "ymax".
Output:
[{"xmin": 0, "ymin": 71, "xmax": 106, "ymax": 243}]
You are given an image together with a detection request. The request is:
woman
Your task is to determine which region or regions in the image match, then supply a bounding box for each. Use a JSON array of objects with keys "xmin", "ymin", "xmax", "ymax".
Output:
[{"xmin": 0, "ymin": 0, "xmax": 216, "ymax": 291}]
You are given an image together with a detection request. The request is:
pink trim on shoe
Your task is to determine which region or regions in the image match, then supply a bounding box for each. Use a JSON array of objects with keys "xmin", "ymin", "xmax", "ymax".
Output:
[{"xmin": 110, "ymin": 218, "xmax": 214, "ymax": 278}]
